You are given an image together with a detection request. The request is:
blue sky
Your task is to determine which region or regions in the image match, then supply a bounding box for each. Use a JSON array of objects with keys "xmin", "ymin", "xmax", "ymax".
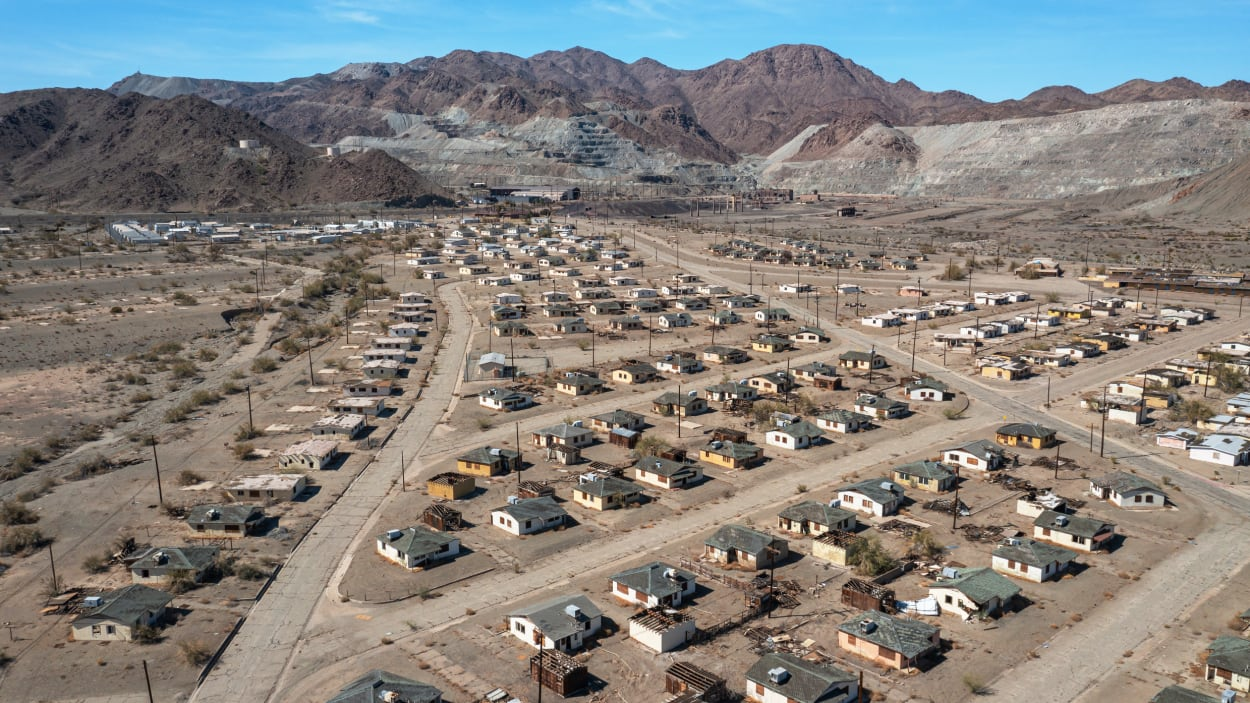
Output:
[{"xmin": 2, "ymin": 0, "xmax": 1247, "ymax": 101}]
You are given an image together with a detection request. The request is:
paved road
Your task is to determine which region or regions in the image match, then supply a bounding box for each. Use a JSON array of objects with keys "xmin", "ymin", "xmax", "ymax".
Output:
[{"xmin": 190, "ymin": 282, "xmax": 474, "ymax": 703}]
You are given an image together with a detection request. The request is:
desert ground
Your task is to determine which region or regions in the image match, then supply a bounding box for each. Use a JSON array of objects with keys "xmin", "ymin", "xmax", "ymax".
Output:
[{"xmin": 0, "ymin": 196, "xmax": 1248, "ymax": 703}]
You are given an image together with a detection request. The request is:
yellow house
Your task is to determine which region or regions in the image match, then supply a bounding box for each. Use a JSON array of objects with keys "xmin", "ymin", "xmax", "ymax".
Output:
[
  {"xmin": 1047, "ymin": 306, "xmax": 1091, "ymax": 320},
  {"xmin": 456, "ymin": 446, "xmax": 521, "ymax": 476},
  {"xmin": 427, "ymin": 472, "xmax": 475, "ymax": 500},
  {"xmin": 751, "ymin": 335, "xmax": 793, "ymax": 354},
  {"xmin": 699, "ymin": 440, "xmax": 763, "ymax": 469},
  {"xmin": 981, "ymin": 363, "xmax": 1029, "ymax": 381},
  {"xmin": 995, "ymin": 422, "xmax": 1058, "ymax": 449},
  {"xmin": 571, "ymin": 477, "xmax": 641, "ymax": 511}
]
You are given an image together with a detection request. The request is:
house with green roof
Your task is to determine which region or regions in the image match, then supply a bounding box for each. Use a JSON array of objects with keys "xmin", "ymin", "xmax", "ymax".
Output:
[
  {"xmin": 129, "ymin": 546, "xmax": 219, "ymax": 587},
  {"xmin": 71, "ymin": 585, "xmax": 173, "ymax": 641},
  {"xmin": 572, "ymin": 476, "xmax": 642, "ymax": 511},
  {"xmin": 1206, "ymin": 635, "xmax": 1250, "ymax": 692},
  {"xmin": 837, "ymin": 610, "xmax": 940, "ymax": 671},
  {"xmin": 776, "ymin": 501, "xmax": 857, "ymax": 536},
  {"xmin": 891, "ymin": 460, "xmax": 957, "ymax": 493},
  {"xmin": 995, "ymin": 422, "xmax": 1058, "ymax": 449},
  {"xmin": 325, "ymin": 670, "xmax": 443, "ymax": 703},
  {"xmin": 1149, "ymin": 685, "xmax": 1219, "ymax": 703},
  {"xmin": 703, "ymin": 525, "xmax": 788, "ymax": 569},
  {"xmin": 745, "ymin": 652, "xmax": 857, "ymax": 703},
  {"xmin": 375, "ymin": 526, "xmax": 460, "ymax": 570},
  {"xmin": 766, "ymin": 420, "xmax": 825, "ymax": 450},
  {"xmin": 928, "ymin": 567, "xmax": 1021, "ymax": 619}
]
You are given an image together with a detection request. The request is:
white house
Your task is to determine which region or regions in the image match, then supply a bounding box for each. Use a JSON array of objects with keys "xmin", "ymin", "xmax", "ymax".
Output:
[
  {"xmin": 478, "ymin": 387, "xmax": 534, "ymax": 412},
  {"xmin": 1189, "ymin": 433, "xmax": 1250, "ymax": 466},
  {"xmin": 745, "ymin": 652, "xmax": 858, "ymax": 703},
  {"xmin": 508, "ymin": 595, "xmax": 603, "ymax": 652},
  {"xmin": 837, "ymin": 479, "xmax": 905, "ymax": 517},
  {"xmin": 766, "ymin": 420, "xmax": 825, "ymax": 450},
  {"xmin": 629, "ymin": 611, "xmax": 697, "ymax": 654},
  {"xmin": 491, "ymin": 496, "xmax": 568, "ymax": 536},
  {"xmin": 278, "ymin": 439, "xmax": 339, "ymax": 471},
  {"xmin": 609, "ymin": 562, "xmax": 697, "ymax": 608},
  {"xmin": 1089, "ymin": 472, "xmax": 1166, "ymax": 509},
  {"xmin": 815, "ymin": 409, "xmax": 872, "ymax": 434},
  {"xmin": 928, "ymin": 567, "xmax": 1021, "ymax": 619},
  {"xmin": 375, "ymin": 526, "xmax": 460, "ymax": 569},
  {"xmin": 992, "ymin": 538, "xmax": 1077, "ymax": 583},
  {"xmin": 941, "ymin": 439, "xmax": 1006, "ymax": 473}
]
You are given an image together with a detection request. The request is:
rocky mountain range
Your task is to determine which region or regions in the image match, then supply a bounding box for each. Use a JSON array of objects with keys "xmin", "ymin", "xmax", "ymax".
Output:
[
  {"xmin": 3, "ymin": 44, "xmax": 1249, "ymax": 213},
  {"xmin": 0, "ymin": 89, "xmax": 446, "ymax": 212}
]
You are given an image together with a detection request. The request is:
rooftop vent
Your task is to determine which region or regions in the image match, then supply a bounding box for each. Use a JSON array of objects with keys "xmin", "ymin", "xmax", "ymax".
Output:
[
  {"xmin": 767, "ymin": 667, "xmax": 790, "ymax": 684},
  {"xmin": 1054, "ymin": 515, "xmax": 1070, "ymax": 527},
  {"xmin": 564, "ymin": 604, "xmax": 582, "ymax": 619},
  {"xmin": 859, "ymin": 619, "xmax": 877, "ymax": 634},
  {"xmin": 386, "ymin": 529, "xmax": 403, "ymax": 541}
]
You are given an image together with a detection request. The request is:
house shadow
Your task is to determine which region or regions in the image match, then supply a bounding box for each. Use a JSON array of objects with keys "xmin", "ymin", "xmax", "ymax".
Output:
[
  {"xmin": 162, "ymin": 605, "xmax": 194, "ymax": 626},
  {"xmin": 1064, "ymin": 561, "xmax": 1092, "ymax": 578},
  {"xmin": 251, "ymin": 516, "xmax": 283, "ymax": 537},
  {"xmin": 1097, "ymin": 534, "xmax": 1126, "ymax": 553},
  {"xmin": 1006, "ymin": 593, "xmax": 1036, "ymax": 615},
  {"xmin": 320, "ymin": 451, "xmax": 351, "ymax": 471},
  {"xmin": 377, "ymin": 407, "xmax": 398, "ymax": 420},
  {"xmin": 292, "ymin": 485, "xmax": 322, "ymax": 502}
]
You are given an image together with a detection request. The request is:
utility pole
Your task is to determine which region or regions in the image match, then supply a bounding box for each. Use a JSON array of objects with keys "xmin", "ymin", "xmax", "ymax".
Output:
[
  {"xmin": 143, "ymin": 660, "xmax": 155, "ymax": 703},
  {"xmin": 910, "ymin": 305, "xmax": 920, "ymax": 374},
  {"xmin": 1045, "ymin": 373, "xmax": 1052, "ymax": 409},
  {"xmin": 246, "ymin": 385, "xmax": 254, "ymax": 436},
  {"xmin": 306, "ymin": 336, "xmax": 315, "ymax": 386},
  {"xmin": 400, "ymin": 450, "xmax": 406, "ymax": 491},
  {"xmin": 48, "ymin": 545, "xmax": 58, "ymax": 595},
  {"xmin": 648, "ymin": 314, "xmax": 654, "ymax": 356},
  {"xmin": 1034, "ymin": 302, "xmax": 1041, "ymax": 338},
  {"xmin": 951, "ymin": 466, "xmax": 961, "ymax": 530},
  {"xmin": 834, "ymin": 268, "xmax": 840, "ymax": 322},
  {"xmin": 151, "ymin": 439, "xmax": 163, "ymax": 505},
  {"xmin": 867, "ymin": 345, "xmax": 877, "ymax": 386},
  {"xmin": 677, "ymin": 382, "xmax": 683, "ymax": 439},
  {"xmin": 515, "ymin": 422, "xmax": 523, "ymax": 486},
  {"xmin": 1099, "ymin": 386, "xmax": 1108, "ymax": 457},
  {"xmin": 254, "ymin": 271, "xmax": 262, "ymax": 313}
]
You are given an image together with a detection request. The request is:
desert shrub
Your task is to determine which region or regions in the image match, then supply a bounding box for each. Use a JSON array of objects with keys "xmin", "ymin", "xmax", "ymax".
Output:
[
  {"xmin": 73, "ymin": 455, "xmax": 114, "ymax": 479},
  {"xmin": 0, "ymin": 526, "xmax": 51, "ymax": 555},
  {"xmin": 251, "ymin": 356, "xmax": 278, "ymax": 374},
  {"xmin": 166, "ymin": 569, "xmax": 198, "ymax": 594},
  {"xmin": 234, "ymin": 562, "xmax": 268, "ymax": 581},
  {"xmin": 232, "ymin": 443, "xmax": 256, "ymax": 460},
  {"xmin": 847, "ymin": 534, "xmax": 897, "ymax": 577},
  {"xmin": 177, "ymin": 640, "xmax": 212, "ymax": 667},
  {"xmin": 197, "ymin": 348, "xmax": 219, "ymax": 362},
  {"xmin": 133, "ymin": 624, "xmax": 162, "ymax": 644},
  {"xmin": 170, "ymin": 360, "xmax": 199, "ymax": 379},
  {"xmin": 0, "ymin": 500, "xmax": 39, "ymax": 526},
  {"xmin": 911, "ymin": 529, "xmax": 944, "ymax": 560},
  {"xmin": 171, "ymin": 291, "xmax": 198, "ymax": 306},
  {"xmin": 82, "ymin": 553, "xmax": 109, "ymax": 574},
  {"xmin": 177, "ymin": 470, "xmax": 204, "ymax": 486},
  {"xmin": 189, "ymin": 389, "xmax": 222, "ymax": 407}
]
